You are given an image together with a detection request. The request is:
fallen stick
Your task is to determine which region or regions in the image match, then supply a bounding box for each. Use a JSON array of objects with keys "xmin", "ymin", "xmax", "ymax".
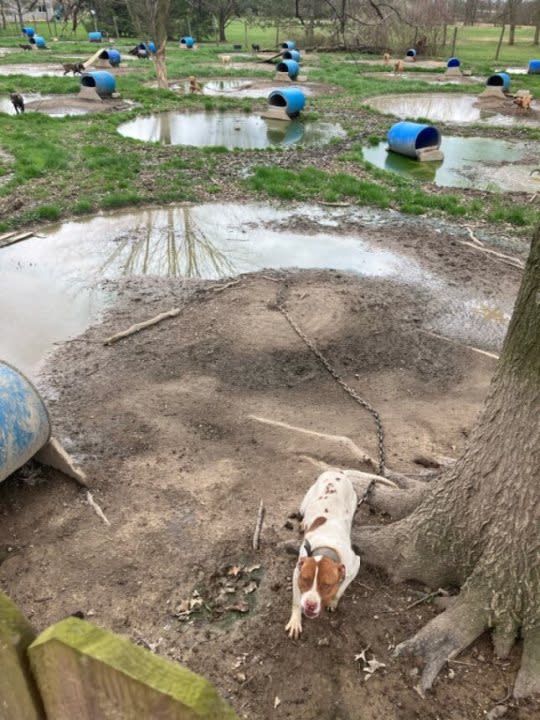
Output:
[
  {"xmin": 252, "ymin": 499, "xmax": 265, "ymax": 550},
  {"xmin": 419, "ymin": 329, "xmax": 499, "ymax": 360},
  {"xmin": 249, "ymin": 414, "xmax": 378, "ymax": 470},
  {"xmin": 528, "ymin": 193, "xmax": 537, "ymax": 204},
  {"xmin": 86, "ymin": 491, "xmax": 110, "ymax": 526},
  {"xmin": 464, "ymin": 225, "xmax": 484, "ymax": 246},
  {"xmin": 319, "ymin": 201, "xmax": 352, "ymax": 207},
  {"xmin": 104, "ymin": 307, "xmax": 181, "ymax": 345},
  {"xmin": 0, "ymin": 230, "xmax": 17, "ymax": 242},
  {"xmin": 457, "ymin": 239, "xmax": 524, "ymax": 269},
  {"xmin": 0, "ymin": 231, "xmax": 34, "ymax": 248}
]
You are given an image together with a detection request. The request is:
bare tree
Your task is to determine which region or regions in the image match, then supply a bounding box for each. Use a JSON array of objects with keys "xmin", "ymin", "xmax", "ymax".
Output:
[
  {"xmin": 463, "ymin": 0, "xmax": 479, "ymax": 25},
  {"xmin": 506, "ymin": 0, "xmax": 523, "ymax": 45},
  {"xmin": 355, "ymin": 226, "xmax": 540, "ymax": 698},
  {"xmin": 198, "ymin": 0, "xmax": 245, "ymax": 42},
  {"xmin": 125, "ymin": 0, "xmax": 172, "ymax": 88}
]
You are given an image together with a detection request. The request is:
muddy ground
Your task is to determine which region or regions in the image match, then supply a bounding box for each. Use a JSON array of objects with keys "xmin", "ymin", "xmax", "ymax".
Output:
[{"xmin": 0, "ymin": 215, "xmax": 538, "ymax": 720}]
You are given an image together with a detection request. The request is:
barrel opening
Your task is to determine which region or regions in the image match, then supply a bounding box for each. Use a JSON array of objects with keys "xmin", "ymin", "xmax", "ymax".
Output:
[
  {"xmin": 99, "ymin": 50, "xmax": 110, "ymax": 60},
  {"xmin": 81, "ymin": 75, "xmax": 97, "ymax": 88},
  {"xmin": 447, "ymin": 57, "xmax": 460, "ymax": 68},
  {"xmin": 269, "ymin": 93, "xmax": 287, "ymax": 108},
  {"xmin": 487, "ymin": 74, "xmax": 504, "ymax": 87},
  {"xmin": 276, "ymin": 62, "xmax": 288, "ymax": 72},
  {"xmin": 406, "ymin": 49, "xmax": 416, "ymax": 57},
  {"xmin": 415, "ymin": 126, "xmax": 440, "ymax": 150}
]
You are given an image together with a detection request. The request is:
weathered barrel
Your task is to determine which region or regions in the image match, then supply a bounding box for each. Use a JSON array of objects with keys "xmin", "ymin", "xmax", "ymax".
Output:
[
  {"xmin": 276, "ymin": 59, "xmax": 300, "ymax": 80},
  {"xmin": 148, "ymin": 41, "xmax": 156, "ymax": 53},
  {"xmin": 81, "ymin": 71, "xmax": 116, "ymax": 96},
  {"xmin": 528, "ymin": 59, "xmax": 540, "ymax": 74},
  {"xmin": 387, "ymin": 121, "xmax": 441, "ymax": 159},
  {"xmin": 0, "ymin": 361, "xmax": 51, "ymax": 484},
  {"xmin": 266, "ymin": 120, "xmax": 304, "ymax": 145},
  {"xmin": 447, "ymin": 57, "xmax": 460, "ymax": 68},
  {"xmin": 180, "ymin": 36, "xmax": 195, "ymax": 48},
  {"xmin": 34, "ymin": 35, "xmax": 47, "ymax": 48},
  {"xmin": 486, "ymin": 72, "xmax": 510, "ymax": 91},
  {"xmin": 268, "ymin": 88, "xmax": 305, "ymax": 117},
  {"xmin": 283, "ymin": 49, "xmax": 301, "ymax": 62},
  {"xmin": 281, "ymin": 41, "xmax": 297, "ymax": 50},
  {"xmin": 88, "ymin": 31, "xmax": 102, "ymax": 42},
  {"xmin": 22, "ymin": 27, "xmax": 35, "ymax": 37},
  {"xmin": 406, "ymin": 48, "xmax": 416, "ymax": 58},
  {"xmin": 100, "ymin": 49, "xmax": 121, "ymax": 66}
]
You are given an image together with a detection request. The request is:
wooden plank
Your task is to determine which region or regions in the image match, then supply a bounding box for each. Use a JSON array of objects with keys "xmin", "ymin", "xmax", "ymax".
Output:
[
  {"xmin": 29, "ymin": 617, "xmax": 239, "ymax": 720},
  {"xmin": 0, "ymin": 592, "xmax": 45, "ymax": 720},
  {"xmin": 0, "ymin": 231, "xmax": 17, "ymax": 242},
  {"xmin": 0, "ymin": 232, "xmax": 34, "ymax": 249}
]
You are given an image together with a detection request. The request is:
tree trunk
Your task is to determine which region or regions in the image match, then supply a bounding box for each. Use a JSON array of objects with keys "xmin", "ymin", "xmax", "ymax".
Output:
[
  {"xmin": 218, "ymin": 11, "xmax": 226, "ymax": 42},
  {"xmin": 355, "ymin": 227, "xmax": 540, "ymax": 698},
  {"xmin": 155, "ymin": 42, "xmax": 168, "ymax": 89},
  {"xmin": 509, "ymin": 23, "xmax": 516, "ymax": 45}
]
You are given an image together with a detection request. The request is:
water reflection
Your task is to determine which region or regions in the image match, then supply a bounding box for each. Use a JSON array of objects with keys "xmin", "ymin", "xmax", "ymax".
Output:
[{"xmin": 117, "ymin": 111, "xmax": 345, "ymax": 148}]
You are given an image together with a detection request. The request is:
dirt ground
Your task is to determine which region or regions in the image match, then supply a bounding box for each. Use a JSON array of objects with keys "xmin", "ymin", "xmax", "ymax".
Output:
[{"xmin": 0, "ymin": 215, "xmax": 538, "ymax": 719}]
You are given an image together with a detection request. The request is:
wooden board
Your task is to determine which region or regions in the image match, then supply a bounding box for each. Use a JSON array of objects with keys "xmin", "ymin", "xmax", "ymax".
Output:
[
  {"xmin": 0, "ymin": 592, "xmax": 45, "ymax": 720},
  {"xmin": 29, "ymin": 617, "xmax": 239, "ymax": 720}
]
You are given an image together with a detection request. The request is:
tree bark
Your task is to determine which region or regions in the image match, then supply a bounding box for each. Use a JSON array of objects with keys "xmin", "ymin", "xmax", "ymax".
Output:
[
  {"xmin": 155, "ymin": 42, "xmax": 168, "ymax": 89},
  {"xmin": 355, "ymin": 227, "xmax": 540, "ymax": 697}
]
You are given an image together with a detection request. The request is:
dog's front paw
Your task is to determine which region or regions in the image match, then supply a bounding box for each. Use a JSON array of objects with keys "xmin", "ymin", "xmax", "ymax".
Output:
[
  {"xmin": 285, "ymin": 614, "xmax": 302, "ymax": 639},
  {"xmin": 327, "ymin": 599, "xmax": 339, "ymax": 612}
]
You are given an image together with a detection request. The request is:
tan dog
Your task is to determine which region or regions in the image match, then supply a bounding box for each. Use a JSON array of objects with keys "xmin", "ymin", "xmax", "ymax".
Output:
[
  {"xmin": 220, "ymin": 55, "xmax": 231, "ymax": 65},
  {"xmin": 189, "ymin": 76, "xmax": 202, "ymax": 93},
  {"xmin": 383, "ymin": 53, "xmax": 391, "ymax": 64},
  {"xmin": 394, "ymin": 59, "xmax": 404, "ymax": 74}
]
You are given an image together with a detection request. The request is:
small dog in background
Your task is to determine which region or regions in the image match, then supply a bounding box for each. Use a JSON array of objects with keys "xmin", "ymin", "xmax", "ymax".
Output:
[
  {"xmin": 220, "ymin": 55, "xmax": 232, "ymax": 66},
  {"xmin": 10, "ymin": 92, "xmax": 25, "ymax": 114},
  {"xmin": 394, "ymin": 59, "xmax": 404, "ymax": 74},
  {"xmin": 189, "ymin": 76, "xmax": 202, "ymax": 93},
  {"xmin": 285, "ymin": 470, "xmax": 361, "ymax": 639},
  {"xmin": 19, "ymin": 43, "xmax": 33, "ymax": 51},
  {"xmin": 62, "ymin": 62, "xmax": 85, "ymax": 75},
  {"xmin": 251, "ymin": 43, "xmax": 261, "ymax": 53},
  {"xmin": 383, "ymin": 52, "xmax": 391, "ymax": 64}
]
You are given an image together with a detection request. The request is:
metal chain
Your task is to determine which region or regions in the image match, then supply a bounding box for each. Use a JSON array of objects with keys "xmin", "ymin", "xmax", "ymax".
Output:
[{"xmin": 275, "ymin": 296, "xmax": 386, "ymax": 477}]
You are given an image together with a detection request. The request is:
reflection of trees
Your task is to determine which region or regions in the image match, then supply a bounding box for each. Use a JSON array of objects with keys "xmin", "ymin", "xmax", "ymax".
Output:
[{"xmin": 100, "ymin": 206, "xmax": 234, "ymax": 278}]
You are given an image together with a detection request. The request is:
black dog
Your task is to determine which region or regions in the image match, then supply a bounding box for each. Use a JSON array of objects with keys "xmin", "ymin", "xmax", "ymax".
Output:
[
  {"xmin": 62, "ymin": 62, "xmax": 85, "ymax": 75},
  {"xmin": 251, "ymin": 43, "xmax": 260, "ymax": 53},
  {"xmin": 19, "ymin": 43, "xmax": 33, "ymax": 51},
  {"xmin": 128, "ymin": 45, "xmax": 149, "ymax": 59},
  {"xmin": 10, "ymin": 92, "xmax": 25, "ymax": 114}
]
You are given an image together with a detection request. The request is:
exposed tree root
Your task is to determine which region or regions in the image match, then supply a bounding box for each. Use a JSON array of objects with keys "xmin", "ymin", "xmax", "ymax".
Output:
[
  {"xmin": 513, "ymin": 626, "xmax": 540, "ymax": 698},
  {"xmin": 394, "ymin": 591, "xmax": 488, "ymax": 696}
]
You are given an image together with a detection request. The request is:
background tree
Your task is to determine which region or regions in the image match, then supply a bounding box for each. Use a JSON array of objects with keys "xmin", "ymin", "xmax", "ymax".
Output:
[
  {"xmin": 125, "ymin": 0, "xmax": 172, "ymax": 88},
  {"xmin": 354, "ymin": 227, "xmax": 540, "ymax": 698},
  {"xmin": 198, "ymin": 0, "xmax": 246, "ymax": 42}
]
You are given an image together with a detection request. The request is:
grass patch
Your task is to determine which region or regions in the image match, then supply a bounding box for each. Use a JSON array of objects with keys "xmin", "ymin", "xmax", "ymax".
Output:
[{"xmin": 101, "ymin": 191, "xmax": 143, "ymax": 209}]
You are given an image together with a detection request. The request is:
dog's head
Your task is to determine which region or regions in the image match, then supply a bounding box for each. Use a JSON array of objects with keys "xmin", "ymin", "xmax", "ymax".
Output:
[{"xmin": 297, "ymin": 555, "xmax": 345, "ymax": 619}]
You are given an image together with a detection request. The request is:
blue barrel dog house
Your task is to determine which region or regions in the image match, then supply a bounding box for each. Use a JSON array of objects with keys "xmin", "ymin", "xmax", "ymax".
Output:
[
  {"xmin": 406, "ymin": 48, "xmax": 416, "ymax": 58},
  {"xmin": 22, "ymin": 27, "xmax": 35, "ymax": 37},
  {"xmin": 99, "ymin": 49, "xmax": 121, "ymax": 67},
  {"xmin": 81, "ymin": 71, "xmax": 116, "ymax": 96},
  {"xmin": 276, "ymin": 59, "xmax": 300, "ymax": 80},
  {"xmin": 281, "ymin": 41, "xmax": 297, "ymax": 50},
  {"xmin": 283, "ymin": 49, "xmax": 301, "ymax": 62},
  {"xmin": 387, "ymin": 121, "xmax": 442, "ymax": 160},
  {"xmin": 148, "ymin": 41, "xmax": 156, "ymax": 54},
  {"xmin": 486, "ymin": 72, "xmax": 510, "ymax": 91},
  {"xmin": 528, "ymin": 60, "xmax": 540, "ymax": 74},
  {"xmin": 34, "ymin": 35, "xmax": 47, "ymax": 48},
  {"xmin": 88, "ymin": 31, "xmax": 102, "ymax": 42},
  {"xmin": 447, "ymin": 57, "xmax": 460, "ymax": 68},
  {"xmin": 268, "ymin": 88, "xmax": 305, "ymax": 118},
  {"xmin": 0, "ymin": 361, "xmax": 51, "ymax": 484},
  {"xmin": 180, "ymin": 36, "xmax": 195, "ymax": 48}
]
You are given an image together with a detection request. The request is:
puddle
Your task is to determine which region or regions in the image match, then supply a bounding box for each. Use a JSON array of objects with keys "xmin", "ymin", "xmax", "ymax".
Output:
[
  {"xmin": 117, "ymin": 111, "xmax": 345, "ymax": 148},
  {"xmin": 0, "ymin": 93, "xmax": 49, "ymax": 115},
  {"xmin": 363, "ymin": 136, "xmax": 540, "ymax": 192},
  {"xmin": 345, "ymin": 59, "xmax": 446, "ymax": 69},
  {"xmin": 500, "ymin": 67, "xmax": 528, "ymax": 75},
  {"xmin": 365, "ymin": 92, "xmax": 540, "ymax": 126},
  {"xmin": 187, "ymin": 78, "xmax": 314, "ymax": 99},
  {"xmin": 365, "ymin": 71, "xmax": 482, "ymax": 85},
  {"xmin": 0, "ymin": 203, "xmax": 513, "ymax": 377},
  {"xmin": 0, "ymin": 63, "xmax": 64, "ymax": 76}
]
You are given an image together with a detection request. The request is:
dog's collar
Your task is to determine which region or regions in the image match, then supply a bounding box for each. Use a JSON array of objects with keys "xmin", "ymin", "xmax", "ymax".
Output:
[{"xmin": 303, "ymin": 539, "xmax": 340, "ymax": 564}]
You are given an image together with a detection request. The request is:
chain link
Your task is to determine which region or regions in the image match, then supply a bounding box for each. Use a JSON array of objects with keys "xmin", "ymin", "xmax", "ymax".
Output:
[{"xmin": 275, "ymin": 295, "xmax": 386, "ymax": 477}]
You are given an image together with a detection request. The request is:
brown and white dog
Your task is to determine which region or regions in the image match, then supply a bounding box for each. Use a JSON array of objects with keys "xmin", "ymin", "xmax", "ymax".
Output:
[{"xmin": 286, "ymin": 470, "xmax": 360, "ymax": 639}]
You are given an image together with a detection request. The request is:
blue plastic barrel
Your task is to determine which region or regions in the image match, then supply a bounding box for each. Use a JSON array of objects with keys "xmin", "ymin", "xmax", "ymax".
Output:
[
  {"xmin": 276, "ymin": 59, "xmax": 300, "ymax": 80},
  {"xmin": 0, "ymin": 361, "xmax": 51, "ymax": 484},
  {"xmin": 447, "ymin": 57, "xmax": 460, "ymax": 68},
  {"xmin": 486, "ymin": 72, "xmax": 510, "ymax": 91},
  {"xmin": 22, "ymin": 27, "xmax": 35, "ymax": 37},
  {"xmin": 387, "ymin": 121, "xmax": 441, "ymax": 159},
  {"xmin": 180, "ymin": 36, "xmax": 195, "ymax": 48},
  {"xmin": 148, "ymin": 41, "xmax": 156, "ymax": 53},
  {"xmin": 34, "ymin": 35, "xmax": 46, "ymax": 48},
  {"xmin": 268, "ymin": 88, "xmax": 306, "ymax": 117},
  {"xmin": 406, "ymin": 48, "xmax": 416, "ymax": 57},
  {"xmin": 281, "ymin": 41, "xmax": 296, "ymax": 50},
  {"xmin": 88, "ymin": 31, "xmax": 102, "ymax": 42},
  {"xmin": 266, "ymin": 120, "xmax": 305, "ymax": 145},
  {"xmin": 100, "ymin": 49, "xmax": 121, "ymax": 67},
  {"xmin": 528, "ymin": 60, "xmax": 540, "ymax": 74},
  {"xmin": 283, "ymin": 49, "xmax": 301, "ymax": 62},
  {"xmin": 81, "ymin": 71, "xmax": 116, "ymax": 96}
]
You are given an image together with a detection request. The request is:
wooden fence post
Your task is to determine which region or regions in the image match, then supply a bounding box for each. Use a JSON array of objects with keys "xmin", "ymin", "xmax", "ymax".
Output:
[
  {"xmin": 0, "ymin": 592, "xmax": 45, "ymax": 720},
  {"xmin": 29, "ymin": 617, "xmax": 239, "ymax": 720}
]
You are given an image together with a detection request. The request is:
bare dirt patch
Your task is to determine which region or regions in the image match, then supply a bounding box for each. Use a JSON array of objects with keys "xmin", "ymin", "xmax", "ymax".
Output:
[{"xmin": 0, "ymin": 214, "xmax": 537, "ymax": 719}]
